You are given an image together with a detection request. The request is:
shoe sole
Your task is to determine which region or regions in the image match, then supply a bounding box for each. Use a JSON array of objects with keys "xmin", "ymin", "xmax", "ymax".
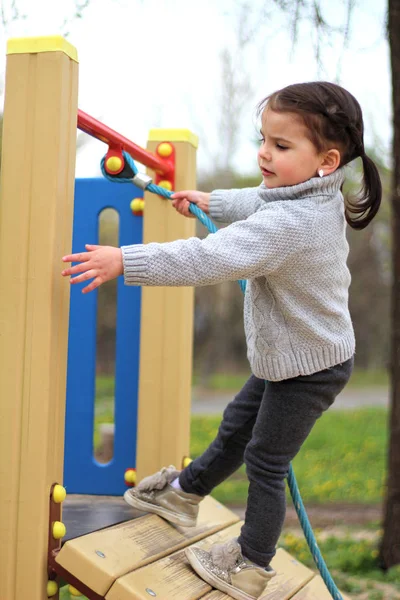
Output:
[
  {"xmin": 185, "ymin": 547, "xmax": 256, "ymax": 600},
  {"xmin": 123, "ymin": 490, "xmax": 197, "ymax": 527}
]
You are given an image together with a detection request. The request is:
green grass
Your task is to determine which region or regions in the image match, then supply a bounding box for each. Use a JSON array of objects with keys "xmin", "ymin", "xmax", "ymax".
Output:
[
  {"xmin": 190, "ymin": 407, "xmax": 388, "ymax": 505},
  {"xmin": 280, "ymin": 527, "xmax": 400, "ymax": 596},
  {"xmin": 93, "ymin": 395, "xmax": 388, "ymax": 506}
]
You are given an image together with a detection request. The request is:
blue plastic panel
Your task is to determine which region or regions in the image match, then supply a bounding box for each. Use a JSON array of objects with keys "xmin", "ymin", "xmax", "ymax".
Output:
[{"xmin": 64, "ymin": 178, "xmax": 143, "ymax": 495}]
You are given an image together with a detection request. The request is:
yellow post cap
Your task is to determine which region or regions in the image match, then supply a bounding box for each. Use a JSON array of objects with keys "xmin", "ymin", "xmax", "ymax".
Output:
[
  {"xmin": 149, "ymin": 129, "xmax": 198, "ymax": 148},
  {"xmin": 7, "ymin": 36, "xmax": 78, "ymax": 62}
]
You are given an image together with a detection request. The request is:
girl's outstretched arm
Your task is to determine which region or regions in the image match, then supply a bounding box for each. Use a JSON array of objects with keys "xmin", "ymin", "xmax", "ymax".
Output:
[{"xmin": 61, "ymin": 244, "xmax": 123, "ymax": 293}]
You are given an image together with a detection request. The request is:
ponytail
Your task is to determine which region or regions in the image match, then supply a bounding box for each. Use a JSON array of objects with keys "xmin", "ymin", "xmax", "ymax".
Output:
[{"xmin": 345, "ymin": 153, "xmax": 382, "ymax": 230}]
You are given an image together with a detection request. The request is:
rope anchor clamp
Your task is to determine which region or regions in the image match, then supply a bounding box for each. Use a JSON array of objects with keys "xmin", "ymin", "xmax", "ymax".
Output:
[{"xmin": 132, "ymin": 172, "xmax": 153, "ymax": 190}]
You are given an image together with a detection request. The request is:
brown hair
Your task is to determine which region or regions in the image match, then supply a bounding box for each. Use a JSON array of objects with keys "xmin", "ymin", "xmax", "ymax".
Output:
[{"xmin": 258, "ymin": 82, "xmax": 382, "ymax": 230}]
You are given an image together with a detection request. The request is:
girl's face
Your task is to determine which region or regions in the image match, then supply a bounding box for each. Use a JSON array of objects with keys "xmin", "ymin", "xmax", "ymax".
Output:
[{"xmin": 258, "ymin": 108, "xmax": 325, "ymax": 188}]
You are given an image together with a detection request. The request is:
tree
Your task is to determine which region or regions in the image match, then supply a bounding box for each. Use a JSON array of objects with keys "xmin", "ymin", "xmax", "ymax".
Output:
[{"xmin": 379, "ymin": 0, "xmax": 400, "ymax": 570}]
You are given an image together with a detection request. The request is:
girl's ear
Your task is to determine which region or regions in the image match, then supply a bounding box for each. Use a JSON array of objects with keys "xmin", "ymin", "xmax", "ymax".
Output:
[{"xmin": 320, "ymin": 149, "xmax": 341, "ymax": 175}]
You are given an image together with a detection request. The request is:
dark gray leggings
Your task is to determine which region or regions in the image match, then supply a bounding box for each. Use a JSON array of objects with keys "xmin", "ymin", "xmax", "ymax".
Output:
[{"xmin": 179, "ymin": 357, "xmax": 354, "ymax": 567}]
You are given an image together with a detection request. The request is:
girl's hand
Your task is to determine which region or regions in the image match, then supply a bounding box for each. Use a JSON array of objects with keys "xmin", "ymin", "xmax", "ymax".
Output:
[
  {"xmin": 171, "ymin": 190, "xmax": 210, "ymax": 218},
  {"xmin": 61, "ymin": 244, "xmax": 123, "ymax": 293}
]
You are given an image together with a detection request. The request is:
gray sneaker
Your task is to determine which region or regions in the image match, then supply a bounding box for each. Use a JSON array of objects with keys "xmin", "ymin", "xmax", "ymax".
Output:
[
  {"xmin": 123, "ymin": 465, "xmax": 203, "ymax": 527},
  {"xmin": 185, "ymin": 538, "xmax": 276, "ymax": 600}
]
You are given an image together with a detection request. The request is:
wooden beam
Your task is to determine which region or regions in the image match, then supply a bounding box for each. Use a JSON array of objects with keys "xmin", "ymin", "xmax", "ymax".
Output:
[
  {"xmin": 0, "ymin": 36, "xmax": 78, "ymax": 600},
  {"xmin": 136, "ymin": 130, "xmax": 197, "ymax": 482}
]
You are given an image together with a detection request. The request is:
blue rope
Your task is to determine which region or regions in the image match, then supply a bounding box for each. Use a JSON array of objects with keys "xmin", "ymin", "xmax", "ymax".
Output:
[{"xmin": 100, "ymin": 151, "xmax": 342, "ymax": 599}]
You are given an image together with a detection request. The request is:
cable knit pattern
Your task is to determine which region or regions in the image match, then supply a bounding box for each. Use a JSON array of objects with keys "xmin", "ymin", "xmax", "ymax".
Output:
[{"xmin": 122, "ymin": 168, "xmax": 355, "ymax": 381}]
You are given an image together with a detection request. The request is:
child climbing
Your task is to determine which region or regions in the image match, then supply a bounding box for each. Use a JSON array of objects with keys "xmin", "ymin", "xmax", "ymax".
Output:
[{"xmin": 62, "ymin": 81, "xmax": 382, "ymax": 600}]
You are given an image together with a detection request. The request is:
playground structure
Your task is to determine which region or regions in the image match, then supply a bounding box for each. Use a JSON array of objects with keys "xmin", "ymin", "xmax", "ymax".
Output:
[{"xmin": 0, "ymin": 36, "xmax": 350, "ymax": 600}]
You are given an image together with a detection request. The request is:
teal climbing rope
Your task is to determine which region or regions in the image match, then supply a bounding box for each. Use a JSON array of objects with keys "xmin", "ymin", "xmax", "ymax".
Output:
[{"xmin": 100, "ymin": 150, "xmax": 343, "ymax": 600}]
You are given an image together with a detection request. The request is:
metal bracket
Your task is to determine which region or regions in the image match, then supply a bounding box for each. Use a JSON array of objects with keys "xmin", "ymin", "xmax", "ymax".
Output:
[{"xmin": 132, "ymin": 172, "xmax": 153, "ymax": 190}]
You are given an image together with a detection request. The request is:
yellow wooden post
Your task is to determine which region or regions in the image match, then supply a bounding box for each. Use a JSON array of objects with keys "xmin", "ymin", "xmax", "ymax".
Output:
[
  {"xmin": 135, "ymin": 130, "xmax": 197, "ymax": 482},
  {"xmin": 0, "ymin": 37, "xmax": 78, "ymax": 599}
]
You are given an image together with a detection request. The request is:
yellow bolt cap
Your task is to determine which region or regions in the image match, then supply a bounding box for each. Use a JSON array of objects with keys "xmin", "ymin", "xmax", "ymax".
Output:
[
  {"xmin": 125, "ymin": 469, "xmax": 136, "ymax": 484},
  {"xmin": 106, "ymin": 156, "xmax": 123, "ymax": 173},
  {"xmin": 52, "ymin": 521, "xmax": 66, "ymax": 540},
  {"xmin": 130, "ymin": 199, "xmax": 144, "ymax": 213},
  {"xmin": 158, "ymin": 180, "xmax": 173, "ymax": 191},
  {"xmin": 157, "ymin": 142, "xmax": 173, "ymax": 157},
  {"xmin": 47, "ymin": 580, "xmax": 58, "ymax": 597},
  {"xmin": 68, "ymin": 585, "xmax": 83, "ymax": 596},
  {"xmin": 52, "ymin": 484, "xmax": 67, "ymax": 503}
]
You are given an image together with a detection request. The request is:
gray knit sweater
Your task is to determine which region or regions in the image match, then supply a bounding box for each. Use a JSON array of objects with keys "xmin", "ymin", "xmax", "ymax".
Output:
[{"xmin": 122, "ymin": 168, "xmax": 355, "ymax": 381}]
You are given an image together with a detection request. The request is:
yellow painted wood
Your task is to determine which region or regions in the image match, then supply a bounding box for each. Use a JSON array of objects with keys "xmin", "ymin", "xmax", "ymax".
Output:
[
  {"xmin": 7, "ymin": 35, "xmax": 78, "ymax": 61},
  {"xmin": 136, "ymin": 131, "xmax": 197, "ymax": 482},
  {"xmin": 0, "ymin": 42, "xmax": 78, "ymax": 600},
  {"xmin": 291, "ymin": 574, "xmax": 351, "ymax": 600},
  {"xmin": 148, "ymin": 128, "xmax": 199, "ymax": 147},
  {"xmin": 57, "ymin": 495, "xmax": 238, "ymax": 596}
]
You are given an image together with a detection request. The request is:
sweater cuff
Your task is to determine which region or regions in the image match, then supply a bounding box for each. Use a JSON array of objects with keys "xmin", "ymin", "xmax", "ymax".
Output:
[
  {"xmin": 121, "ymin": 244, "xmax": 149, "ymax": 286},
  {"xmin": 209, "ymin": 190, "xmax": 228, "ymax": 222}
]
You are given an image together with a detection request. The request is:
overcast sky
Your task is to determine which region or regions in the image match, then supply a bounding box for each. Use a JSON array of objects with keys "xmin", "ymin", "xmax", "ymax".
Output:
[{"xmin": 0, "ymin": 0, "xmax": 390, "ymax": 180}]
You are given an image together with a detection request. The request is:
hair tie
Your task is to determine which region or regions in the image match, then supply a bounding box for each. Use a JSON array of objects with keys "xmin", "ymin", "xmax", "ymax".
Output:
[{"xmin": 357, "ymin": 145, "xmax": 366, "ymax": 158}]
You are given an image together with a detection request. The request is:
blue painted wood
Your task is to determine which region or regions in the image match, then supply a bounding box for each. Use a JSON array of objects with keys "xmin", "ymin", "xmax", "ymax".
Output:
[{"xmin": 64, "ymin": 178, "xmax": 143, "ymax": 495}]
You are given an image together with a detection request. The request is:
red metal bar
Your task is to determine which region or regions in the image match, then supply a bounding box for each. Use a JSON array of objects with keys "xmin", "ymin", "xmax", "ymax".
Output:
[{"xmin": 77, "ymin": 109, "xmax": 173, "ymax": 176}]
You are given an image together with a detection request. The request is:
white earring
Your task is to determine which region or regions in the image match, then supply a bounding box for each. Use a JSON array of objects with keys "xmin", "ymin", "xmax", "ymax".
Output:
[{"xmin": 318, "ymin": 169, "xmax": 324, "ymax": 178}]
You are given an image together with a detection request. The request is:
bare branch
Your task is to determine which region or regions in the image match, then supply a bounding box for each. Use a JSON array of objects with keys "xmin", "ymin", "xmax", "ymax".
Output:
[
  {"xmin": 61, "ymin": 0, "xmax": 91, "ymax": 37},
  {"xmin": 273, "ymin": 0, "xmax": 359, "ymax": 78},
  {"xmin": 0, "ymin": 0, "xmax": 26, "ymax": 28},
  {"xmin": 290, "ymin": 0, "xmax": 305, "ymax": 53},
  {"xmin": 335, "ymin": 0, "xmax": 356, "ymax": 80}
]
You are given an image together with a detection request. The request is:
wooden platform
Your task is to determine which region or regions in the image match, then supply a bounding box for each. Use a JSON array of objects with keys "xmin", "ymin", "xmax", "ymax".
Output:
[{"xmin": 60, "ymin": 495, "xmax": 350, "ymax": 599}]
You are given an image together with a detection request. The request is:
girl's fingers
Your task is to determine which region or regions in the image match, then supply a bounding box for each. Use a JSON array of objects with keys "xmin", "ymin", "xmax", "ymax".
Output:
[
  {"xmin": 70, "ymin": 270, "xmax": 97, "ymax": 284},
  {"xmin": 62, "ymin": 252, "xmax": 90, "ymax": 263},
  {"xmin": 82, "ymin": 277, "xmax": 101, "ymax": 294},
  {"xmin": 171, "ymin": 191, "xmax": 191, "ymax": 199},
  {"xmin": 62, "ymin": 262, "xmax": 92, "ymax": 276}
]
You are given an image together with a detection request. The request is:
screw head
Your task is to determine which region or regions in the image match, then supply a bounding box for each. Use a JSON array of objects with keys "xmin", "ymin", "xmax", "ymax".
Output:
[
  {"xmin": 145, "ymin": 589, "xmax": 157, "ymax": 597},
  {"xmin": 95, "ymin": 550, "xmax": 106, "ymax": 558}
]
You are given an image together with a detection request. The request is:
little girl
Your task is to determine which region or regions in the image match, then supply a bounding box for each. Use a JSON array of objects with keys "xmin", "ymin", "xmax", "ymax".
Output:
[{"xmin": 62, "ymin": 81, "xmax": 382, "ymax": 600}]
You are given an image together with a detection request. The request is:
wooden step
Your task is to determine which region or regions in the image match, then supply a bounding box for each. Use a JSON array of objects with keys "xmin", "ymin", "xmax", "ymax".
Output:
[
  {"xmin": 105, "ymin": 522, "xmax": 316, "ymax": 600},
  {"xmin": 291, "ymin": 574, "xmax": 351, "ymax": 600},
  {"xmin": 58, "ymin": 497, "xmax": 350, "ymax": 600},
  {"xmin": 56, "ymin": 495, "xmax": 239, "ymax": 596}
]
